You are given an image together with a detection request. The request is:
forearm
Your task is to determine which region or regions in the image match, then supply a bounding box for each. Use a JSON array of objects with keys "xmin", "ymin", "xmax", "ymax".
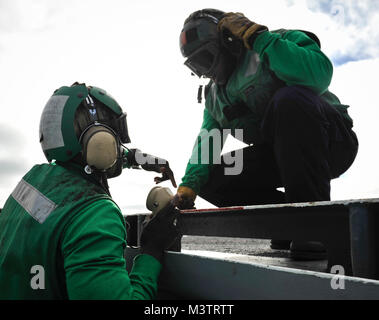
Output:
[
  {"xmin": 253, "ymin": 30, "xmax": 333, "ymax": 94},
  {"xmin": 65, "ymin": 256, "xmax": 161, "ymax": 300},
  {"xmin": 63, "ymin": 201, "xmax": 162, "ymax": 300},
  {"xmin": 128, "ymin": 254, "xmax": 162, "ymax": 300},
  {"xmin": 124, "ymin": 148, "xmax": 168, "ymax": 171},
  {"xmin": 181, "ymin": 162, "xmax": 211, "ymax": 194},
  {"xmin": 180, "ymin": 109, "xmax": 222, "ymax": 193}
]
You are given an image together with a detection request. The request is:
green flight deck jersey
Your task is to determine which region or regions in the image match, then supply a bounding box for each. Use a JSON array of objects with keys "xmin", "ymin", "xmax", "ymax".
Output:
[
  {"xmin": 181, "ymin": 29, "xmax": 353, "ymax": 194},
  {"xmin": 0, "ymin": 162, "xmax": 161, "ymax": 299}
]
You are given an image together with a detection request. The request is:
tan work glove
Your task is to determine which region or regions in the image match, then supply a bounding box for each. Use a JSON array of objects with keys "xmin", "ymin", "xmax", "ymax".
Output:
[
  {"xmin": 218, "ymin": 12, "xmax": 268, "ymax": 50},
  {"xmin": 176, "ymin": 186, "xmax": 197, "ymax": 210}
]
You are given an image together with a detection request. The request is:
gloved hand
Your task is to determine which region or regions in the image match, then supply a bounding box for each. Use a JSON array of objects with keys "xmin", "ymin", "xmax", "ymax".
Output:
[
  {"xmin": 140, "ymin": 201, "xmax": 181, "ymax": 263},
  {"xmin": 175, "ymin": 186, "xmax": 197, "ymax": 210},
  {"xmin": 218, "ymin": 12, "xmax": 268, "ymax": 50},
  {"xmin": 127, "ymin": 149, "xmax": 177, "ymax": 188},
  {"xmin": 151, "ymin": 165, "xmax": 177, "ymax": 189}
]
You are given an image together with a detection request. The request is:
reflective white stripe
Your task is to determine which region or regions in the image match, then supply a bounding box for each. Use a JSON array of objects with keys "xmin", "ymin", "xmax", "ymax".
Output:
[
  {"xmin": 39, "ymin": 95, "xmax": 69, "ymax": 150},
  {"xmin": 12, "ymin": 179, "xmax": 57, "ymax": 224},
  {"xmin": 244, "ymin": 51, "xmax": 261, "ymax": 77}
]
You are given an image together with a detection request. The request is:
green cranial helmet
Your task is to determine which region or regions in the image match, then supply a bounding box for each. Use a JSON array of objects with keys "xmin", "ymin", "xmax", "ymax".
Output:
[
  {"xmin": 179, "ymin": 9, "xmax": 226, "ymax": 77},
  {"xmin": 39, "ymin": 83, "xmax": 131, "ymax": 168}
]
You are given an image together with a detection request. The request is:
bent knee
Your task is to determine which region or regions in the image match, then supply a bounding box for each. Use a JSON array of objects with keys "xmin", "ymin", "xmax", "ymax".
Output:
[{"xmin": 270, "ymin": 86, "xmax": 321, "ymax": 116}]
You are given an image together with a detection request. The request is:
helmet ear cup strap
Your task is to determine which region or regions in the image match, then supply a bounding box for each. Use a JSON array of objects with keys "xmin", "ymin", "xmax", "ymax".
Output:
[{"xmin": 81, "ymin": 125, "xmax": 119, "ymax": 170}]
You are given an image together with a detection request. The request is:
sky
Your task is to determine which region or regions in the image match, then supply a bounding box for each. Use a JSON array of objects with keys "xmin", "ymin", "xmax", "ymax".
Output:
[{"xmin": 0, "ymin": 0, "xmax": 378, "ymax": 214}]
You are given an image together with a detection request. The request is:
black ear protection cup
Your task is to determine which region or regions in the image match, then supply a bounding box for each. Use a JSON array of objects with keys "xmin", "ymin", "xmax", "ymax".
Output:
[{"xmin": 80, "ymin": 124, "xmax": 119, "ymax": 171}]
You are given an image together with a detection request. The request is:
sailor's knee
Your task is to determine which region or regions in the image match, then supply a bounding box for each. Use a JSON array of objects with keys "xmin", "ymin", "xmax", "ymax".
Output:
[{"xmin": 270, "ymin": 86, "xmax": 305, "ymax": 116}]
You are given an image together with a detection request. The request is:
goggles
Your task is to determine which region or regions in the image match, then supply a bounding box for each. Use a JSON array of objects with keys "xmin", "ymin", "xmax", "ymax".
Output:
[
  {"xmin": 83, "ymin": 95, "xmax": 131, "ymax": 144},
  {"xmin": 109, "ymin": 112, "xmax": 131, "ymax": 144},
  {"xmin": 184, "ymin": 41, "xmax": 220, "ymax": 78}
]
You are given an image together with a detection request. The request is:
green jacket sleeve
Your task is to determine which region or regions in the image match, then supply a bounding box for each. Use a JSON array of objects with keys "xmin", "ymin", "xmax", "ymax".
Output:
[
  {"xmin": 62, "ymin": 199, "xmax": 161, "ymax": 300},
  {"xmin": 253, "ymin": 30, "xmax": 333, "ymax": 94},
  {"xmin": 180, "ymin": 108, "xmax": 222, "ymax": 194}
]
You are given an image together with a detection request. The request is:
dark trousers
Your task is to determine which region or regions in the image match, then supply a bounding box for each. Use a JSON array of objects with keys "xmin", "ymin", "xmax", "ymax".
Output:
[{"xmin": 199, "ymin": 86, "xmax": 359, "ymax": 207}]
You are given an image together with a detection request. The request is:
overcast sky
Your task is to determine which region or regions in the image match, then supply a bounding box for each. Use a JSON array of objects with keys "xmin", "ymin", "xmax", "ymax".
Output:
[{"xmin": 0, "ymin": 0, "xmax": 378, "ymax": 213}]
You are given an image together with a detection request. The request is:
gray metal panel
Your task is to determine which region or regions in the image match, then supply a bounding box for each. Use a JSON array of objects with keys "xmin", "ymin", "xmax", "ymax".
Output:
[
  {"xmin": 125, "ymin": 248, "xmax": 379, "ymax": 300},
  {"xmin": 126, "ymin": 198, "xmax": 379, "ymax": 280}
]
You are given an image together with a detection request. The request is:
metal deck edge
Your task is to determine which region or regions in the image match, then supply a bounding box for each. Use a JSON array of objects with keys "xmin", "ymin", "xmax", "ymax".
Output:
[
  {"xmin": 125, "ymin": 248, "xmax": 379, "ymax": 300},
  {"xmin": 180, "ymin": 198, "xmax": 379, "ymax": 214}
]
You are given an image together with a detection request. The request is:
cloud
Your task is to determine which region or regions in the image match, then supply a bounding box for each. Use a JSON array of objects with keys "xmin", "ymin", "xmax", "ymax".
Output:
[
  {"xmin": 0, "ymin": 0, "xmax": 46, "ymax": 33},
  {"xmin": 332, "ymin": 52, "xmax": 371, "ymax": 67},
  {"xmin": 0, "ymin": 123, "xmax": 25, "ymax": 150},
  {"xmin": 303, "ymin": 0, "xmax": 379, "ymax": 65},
  {"xmin": 306, "ymin": 0, "xmax": 379, "ymax": 27},
  {"xmin": 0, "ymin": 0, "xmax": 377, "ymax": 209},
  {"xmin": 0, "ymin": 158, "xmax": 27, "ymax": 206},
  {"xmin": 0, "ymin": 159, "xmax": 26, "ymax": 178},
  {"xmin": 329, "ymin": 58, "xmax": 379, "ymax": 200},
  {"xmin": 0, "ymin": 123, "xmax": 30, "ymax": 203}
]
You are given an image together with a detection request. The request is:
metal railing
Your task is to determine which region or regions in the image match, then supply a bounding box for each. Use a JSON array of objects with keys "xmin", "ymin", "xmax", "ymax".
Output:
[{"xmin": 125, "ymin": 198, "xmax": 379, "ymax": 280}]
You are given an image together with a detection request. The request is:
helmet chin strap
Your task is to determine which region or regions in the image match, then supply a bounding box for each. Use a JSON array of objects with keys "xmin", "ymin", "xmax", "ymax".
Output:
[
  {"xmin": 211, "ymin": 48, "xmax": 237, "ymax": 86},
  {"xmin": 195, "ymin": 76, "xmax": 210, "ymax": 104},
  {"xmin": 197, "ymin": 85, "xmax": 204, "ymax": 104},
  {"xmin": 196, "ymin": 48, "xmax": 237, "ymax": 103}
]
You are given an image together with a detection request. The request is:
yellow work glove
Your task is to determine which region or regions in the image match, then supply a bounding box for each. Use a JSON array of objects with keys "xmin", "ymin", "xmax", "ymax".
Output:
[
  {"xmin": 218, "ymin": 12, "xmax": 268, "ymax": 50},
  {"xmin": 175, "ymin": 186, "xmax": 197, "ymax": 210}
]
